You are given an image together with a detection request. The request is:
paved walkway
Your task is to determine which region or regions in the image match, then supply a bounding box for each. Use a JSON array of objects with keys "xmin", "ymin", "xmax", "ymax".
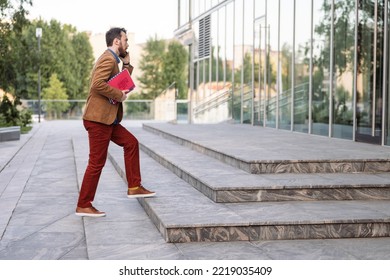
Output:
[{"xmin": 0, "ymin": 120, "xmax": 390, "ymax": 260}]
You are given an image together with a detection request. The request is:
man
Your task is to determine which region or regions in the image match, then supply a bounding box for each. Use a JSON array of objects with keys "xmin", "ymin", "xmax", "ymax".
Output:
[{"xmin": 75, "ymin": 27, "xmax": 155, "ymax": 218}]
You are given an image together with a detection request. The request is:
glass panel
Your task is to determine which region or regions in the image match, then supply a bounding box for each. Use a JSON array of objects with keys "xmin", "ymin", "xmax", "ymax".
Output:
[
  {"xmin": 226, "ymin": 3, "xmax": 234, "ymax": 120},
  {"xmin": 193, "ymin": 21, "xmax": 200, "ymax": 93},
  {"xmin": 192, "ymin": 0, "xmax": 200, "ymax": 19},
  {"xmin": 294, "ymin": 0, "xmax": 311, "ymax": 133},
  {"xmin": 332, "ymin": 0, "xmax": 355, "ymax": 139},
  {"xmin": 312, "ymin": 0, "xmax": 331, "ymax": 136},
  {"xmin": 179, "ymin": 0, "xmax": 190, "ymax": 26},
  {"xmin": 387, "ymin": 0, "xmax": 390, "ymax": 145},
  {"xmin": 265, "ymin": 0, "xmax": 279, "ymax": 128},
  {"xmin": 232, "ymin": 0, "xmax": 244, "ymax": 122},
  {"xmin": 254, "ymin": 0, "xmax": 266, "ymax": 126},
  {"xmin": 199, "ymin": 0, "xmax": 205, "ymax": 14},
  {"xmin": 219, "ymin": 6, "xmax": 227, "ymax": 85},
  {"xmin": 279, "ymin": 0, "xmax": 294, "ymax": 130},
  {"xmin": 242, "ymin": 0, "xmax": 254, "ymax": 124},
  {"xmin": 356, "ymin": 0, "xmax": 384, "ymax": 144}
]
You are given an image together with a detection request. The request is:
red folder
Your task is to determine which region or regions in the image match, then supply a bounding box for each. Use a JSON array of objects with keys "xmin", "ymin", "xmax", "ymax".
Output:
[
  {"xmin": 108, "ymin": 69, "xmax": 135, "ymax": 91},
  {"xmin": 107, "ymin": 69, "xmax": 135, "ymax": 104}
]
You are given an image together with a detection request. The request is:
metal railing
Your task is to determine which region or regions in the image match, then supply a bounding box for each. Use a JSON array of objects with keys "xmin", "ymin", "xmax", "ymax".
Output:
[
  {"xmin": 22, "ymin": 99, "xmax": 188, "ymax": 122},
  {"xmin": 193, "ymin": 87, "xmax": 232, "ymax": 117}
]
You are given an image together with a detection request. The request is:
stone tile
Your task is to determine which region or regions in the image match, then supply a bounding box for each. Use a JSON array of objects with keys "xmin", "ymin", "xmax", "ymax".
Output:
[
  {"xmin": 252, "ymin": 239, "xmax": 357, "ymax": 260},
  {"xmin": 319, "ymin": 238, "xmax": 390, "ymax": 260},
  {"xmin": 1, "ymin": 225, "xmax": 44, "ymax": 244},
  {"xmin": 0, "ymin": 232, "xmax": 85, "ymax": 260},
  {"xmin": 84, "ymin": 220, "xmax": 164, "ymax": 247},
  {"xmin": 87, "ymin": 243, "xmax": 183, "ymax": 260},
  {"xmin": 59, "ymin": 241, "xmax": 88, "ymax": 260},
  {"xmin": 176, "ymin": 241, "xmax": 272, "ymax": 260}
]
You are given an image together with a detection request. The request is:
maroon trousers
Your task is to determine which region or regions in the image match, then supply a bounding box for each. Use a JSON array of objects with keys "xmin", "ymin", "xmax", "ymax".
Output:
[{"xmin": 77, "ymin": 120, "xmax": 141, "ymax": 208}]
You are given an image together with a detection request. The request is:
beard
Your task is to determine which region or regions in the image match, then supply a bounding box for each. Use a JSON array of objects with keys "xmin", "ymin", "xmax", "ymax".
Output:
[{"xmin": 118, "ymin": 43, "xmax": 127, "ymax": 57}]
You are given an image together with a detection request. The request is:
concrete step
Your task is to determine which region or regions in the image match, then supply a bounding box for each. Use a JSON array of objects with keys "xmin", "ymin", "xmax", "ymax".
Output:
[
  {"xmin": 107, "ymin": 135, "xmax": 390, "ymax": 243},
  {"xmin": 131, "ymin": 128, "xmax": 390, "ymax": 203},
  {"xmin": 143, "ymin": 123, "xmax": 390, "ymax": 174}
]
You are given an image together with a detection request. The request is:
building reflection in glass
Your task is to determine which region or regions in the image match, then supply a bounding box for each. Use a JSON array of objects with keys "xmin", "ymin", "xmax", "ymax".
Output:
[{"xmin": 176, "ymin": 0, "xmax": 390, "ymax": 146}]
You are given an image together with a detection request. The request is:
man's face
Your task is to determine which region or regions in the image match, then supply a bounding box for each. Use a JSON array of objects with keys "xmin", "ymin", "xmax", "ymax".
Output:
[{"xmin": 118, "ymin": 31, "xmax": 129, "ymax": 57}]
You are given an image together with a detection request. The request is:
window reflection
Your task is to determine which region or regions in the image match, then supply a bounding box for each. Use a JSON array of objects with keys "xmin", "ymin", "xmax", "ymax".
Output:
[
  {"xmin": 177, "ymin": 0, "xmax": 389, "ymax": 145},
  {"xmin": 312, "ymin": 0, "xmax": 331, "ymax": 136},
  {"xmin": 332, "ymin": 0, "xmax": 355, "ymax": 139},
  {"xmin": 253, "ymin": 0, "xmax": 266, "ymax": 126},
  {"xmin": 279, "ymin": 0, "xmax": 294, "ymax": 130},
  {"xmin": 294, "ymin": 0, "xmax": 311, "ymax": 133},
  {"xmin": 356, "ymin": 0, "xmax": 384, "ymax": 144},
  {"xmin": 265, "ymin": 0, "xmax": 279, "ymax": 128},
  {"xmin": 232, "ymin": 0, "xmax": 244, "ymax": 122}
]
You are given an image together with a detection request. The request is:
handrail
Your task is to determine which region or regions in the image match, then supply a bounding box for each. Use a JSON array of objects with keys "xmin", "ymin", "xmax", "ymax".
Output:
[
  {"xmin": 157, "ymin": 82, "xmax": 176, "ymax": 98},
  {"xmin": 193, "ymin": 87, "xmax": 232, "ymax": 116}
]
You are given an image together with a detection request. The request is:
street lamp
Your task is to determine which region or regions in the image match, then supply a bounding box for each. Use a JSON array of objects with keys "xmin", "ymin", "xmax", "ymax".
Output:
[{"xmin": 36, "ymin": 28, "xmax": 42, "ymax": 123}]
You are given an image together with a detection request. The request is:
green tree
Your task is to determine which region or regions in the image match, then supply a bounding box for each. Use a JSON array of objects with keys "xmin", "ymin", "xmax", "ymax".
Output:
[
  {"xmin": 70, "ymin": 30, "xmax": 94, "ymax": 99},
  {"xmin": 138, "ymin": 36, "xmax": 166, "ymax": 98},
  {"xmin": 42, "ymin": 73, "xmax": 69, "ymax": 119},
  {"xmin": 0, "ymin": 0, "xmax": 32, "ymax": 92},
  {"xmin": 10, "ymin": 19, "xmax": 94, "ymax": 101},
  {"xmin": 162, "ymin": 41, "xmax": 188, "ymax": 99}
]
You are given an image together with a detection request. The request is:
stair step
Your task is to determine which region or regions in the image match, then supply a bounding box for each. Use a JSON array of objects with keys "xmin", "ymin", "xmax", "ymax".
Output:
[
  {"xmin": 143, "ymin": 123, "xmax": 390, "ymax": 174},
  {"xmin": 132, "ymin": 128, "xmax": 390, "ymax": 203},
  {"xmin": 108, "ymin": 139, "xmax": 390, "ymax": 243}
]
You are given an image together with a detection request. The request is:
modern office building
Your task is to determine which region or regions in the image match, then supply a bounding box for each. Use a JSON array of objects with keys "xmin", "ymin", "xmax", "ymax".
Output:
[{"xmin": 175, "ymin": 0, "xmax": 390, "ymax": 146}]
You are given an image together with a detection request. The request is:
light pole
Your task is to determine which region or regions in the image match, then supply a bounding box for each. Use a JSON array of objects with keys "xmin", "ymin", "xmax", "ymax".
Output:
[{"xmin": 36, "ymin": 28, "xmax": 42, "ymax": 123}]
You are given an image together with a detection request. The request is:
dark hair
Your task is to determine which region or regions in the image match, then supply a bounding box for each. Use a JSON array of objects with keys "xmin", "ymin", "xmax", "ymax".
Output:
[{"xmin": 105, "ymin": 27, "xmax": 127, "ymax": 47}]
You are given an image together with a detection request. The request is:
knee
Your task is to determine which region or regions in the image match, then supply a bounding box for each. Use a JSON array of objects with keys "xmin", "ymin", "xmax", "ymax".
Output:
[
  {"xmin": 124, "ymin": 137, "xmax": 139, "ymax": 151},
  {"xmin": 88, "ymin": 158, "xmax": 106, "ymax": 170}
]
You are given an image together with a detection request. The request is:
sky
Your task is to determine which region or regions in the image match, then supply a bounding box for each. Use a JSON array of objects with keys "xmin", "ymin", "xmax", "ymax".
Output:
[{"xmin": 28, "ymin": 0, "xmax": 178, "ymax": 44}]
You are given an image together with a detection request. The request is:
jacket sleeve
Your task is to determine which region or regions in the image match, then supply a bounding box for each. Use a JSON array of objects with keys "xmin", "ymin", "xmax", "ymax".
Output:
[
  {"xmin": 90, "ymin": 56, "xmax": 123, "ymax": 102},
  {"xmin": 122, "ymin": 63, "xmax": 134, "ymax": 75}
]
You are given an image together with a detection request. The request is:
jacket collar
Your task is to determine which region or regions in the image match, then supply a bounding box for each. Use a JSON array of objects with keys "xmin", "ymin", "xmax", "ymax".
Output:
[{"xmin": 107, "ymin": 48, "xmax": 121, "ymax": 64}]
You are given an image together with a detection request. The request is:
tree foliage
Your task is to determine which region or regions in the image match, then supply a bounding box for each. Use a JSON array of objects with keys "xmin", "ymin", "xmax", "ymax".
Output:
[
  {"xmin": 138, "ymin": 36, "xmax": 188, "ymax": 99},
  {"xmin": 15, "ymin": 19, "xmax": 94, "ymax": 100},
  {"xmin": 1, "ymin": 0, "xmax": 94, "ymax": 101},
  {"xmin": 42, "ymin": 73, "xmax": 69, "ymax": 119},
  {"xmin": 0, "ymin": 94, "xmax": 32, "ymax": 129},
  {"xmin": 138, "ymin": 37, "xmax": 166, "ymax": 98},
  {"xmin": 163, "ymin": 41, "xmax": 188, "ymax": 99},
  {"xmin": 0, "ymin": 0, "xmax": 32, "ymax": 92}
]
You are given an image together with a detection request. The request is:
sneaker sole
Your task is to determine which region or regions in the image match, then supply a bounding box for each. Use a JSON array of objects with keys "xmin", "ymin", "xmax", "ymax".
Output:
[
  {"xmin": 127, "ymin": 193, "xmax": 156, "ymax": 198},
  {"xmin": 75, "ymin": 212, "xmax": 106, "ymax": 217}
]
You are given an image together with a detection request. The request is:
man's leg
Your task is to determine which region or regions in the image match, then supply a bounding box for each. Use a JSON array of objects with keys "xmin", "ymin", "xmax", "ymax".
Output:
[
  {"xmin": 77, "ymin": 120, "xmax": 112, "ymax": 208},
  {"xmin": 111, "ymin": 124, "xmax": 155, "ymax": 198},
  {"xmin": 111, "ymin": 124, "xmax": 141, "ymax": 187}
]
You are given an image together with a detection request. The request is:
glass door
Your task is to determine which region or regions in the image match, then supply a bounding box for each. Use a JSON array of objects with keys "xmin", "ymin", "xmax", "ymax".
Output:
[{"xmin": 356, "ymin": 0, "xmax": 385, "ymax": 144}]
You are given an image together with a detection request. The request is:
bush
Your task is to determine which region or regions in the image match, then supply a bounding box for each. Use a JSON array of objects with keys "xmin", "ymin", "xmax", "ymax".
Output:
[{"xmin": 0, "ymin": 94, "xmax": 32, "ymax": 133}]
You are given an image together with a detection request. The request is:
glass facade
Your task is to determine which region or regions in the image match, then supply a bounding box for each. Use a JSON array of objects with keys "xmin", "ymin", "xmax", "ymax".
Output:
[{"xmin": 176, "ymin": 0, "xmax": 390, "ymax": 146}]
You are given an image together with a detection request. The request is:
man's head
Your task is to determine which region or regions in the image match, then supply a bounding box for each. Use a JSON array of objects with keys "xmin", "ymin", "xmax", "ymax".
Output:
[{"xmin": 106, "ymin": 27, "xmax": 129, "ymax": 57}]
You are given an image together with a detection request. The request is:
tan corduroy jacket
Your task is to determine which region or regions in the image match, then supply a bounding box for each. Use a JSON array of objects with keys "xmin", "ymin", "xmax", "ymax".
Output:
[{"xmin": 83, "ymin": 50, "xmax": 133, "ymax": 125}]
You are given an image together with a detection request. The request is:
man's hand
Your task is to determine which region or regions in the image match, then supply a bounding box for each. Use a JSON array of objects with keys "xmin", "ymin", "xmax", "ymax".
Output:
[
  {"xmin": 120, "ymin": 52, "xmax": 130, "ymax": 65},
  {"xmin": 120, "ymin": 90, "xmax": 129, "ymax": 102}
]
